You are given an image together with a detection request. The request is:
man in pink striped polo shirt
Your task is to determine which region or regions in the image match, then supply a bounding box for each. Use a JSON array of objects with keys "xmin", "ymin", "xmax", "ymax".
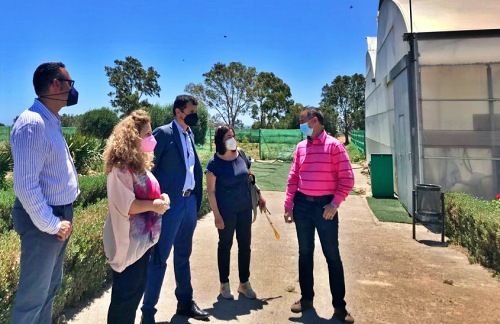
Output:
[{"xmin": 284, "ymin": 107, "xmax": 355, "ymax": 323}]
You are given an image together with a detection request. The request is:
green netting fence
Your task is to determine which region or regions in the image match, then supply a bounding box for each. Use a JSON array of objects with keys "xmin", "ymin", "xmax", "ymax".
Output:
[
  {"xmin": 197, "ymin": 128, "xmax": 304, "ymax": 161},
  {"xmin": 350, "ymin": 130, "xmax": 365, "ymax": 155},
  {"xmin": 0, "ymin": 126, "xmax": 77, "ymax": 142},
  {"xmin": 0, "ymin": 127, "xmax": 11, "ymax": 142}
]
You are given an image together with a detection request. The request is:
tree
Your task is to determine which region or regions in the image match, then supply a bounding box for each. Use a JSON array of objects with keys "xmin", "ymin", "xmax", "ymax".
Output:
[
  {"xmin": 320, "ymin": 107, "xmax": 339, "ymax": 136},
  {"xmin": 105, "ymin": 56, "xmax": 161, "ymax": 116},
  {"xmin": 251, "ymin": 72, "xmax": 293, "ymax": 128},
  {"xmin": 185, "ymin": 62, "xmax": 256, "ymax": 127},
  {"xmin": 77, "ymin": 107, "xmax": 119, "ymax": 139},
  {"xmin": 146, "ymin": 103, "xmax": 171, "ymax": 131},
  {"xmin": 275, "ymin": 102, "xmax": 304, "ymax": 129},
  {"xmin": 60, "ymin": 114, "xmax": 79, "ymax": 127},
  {"xmin": 320, "ymin": 73, "xmax": 365, "ymax": 145},
  {"xmin": 147, "ymin": 102, "xmax": 209, "ymax": 145},
  {"xmin": 191, "ymin": 103, "xmax": 209, "ymax": 145}
]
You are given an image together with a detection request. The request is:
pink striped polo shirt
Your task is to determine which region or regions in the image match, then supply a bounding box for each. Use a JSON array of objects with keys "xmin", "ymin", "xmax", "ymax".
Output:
[{"xmin": 284, "ymin": 130, "xmax": 354, "ymax": 211}]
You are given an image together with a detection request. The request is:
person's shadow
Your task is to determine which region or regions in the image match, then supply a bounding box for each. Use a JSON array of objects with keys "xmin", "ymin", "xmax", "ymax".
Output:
[
  {"xmin": 289, "ymin": 308, "xmax": 342, "ymax": 323},
  {"xmin": 155, "ymin": 295, "xmax": 281, "ymax": 323},
  {"xmin": 206, "ymin": 294, "xmax": 282, "ymax": 322}
]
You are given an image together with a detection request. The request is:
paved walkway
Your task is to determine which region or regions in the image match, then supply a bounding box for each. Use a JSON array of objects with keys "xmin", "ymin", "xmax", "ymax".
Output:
[{"xmin": 65, "ymin": 164, "xmax": 500, "ymax": 323}]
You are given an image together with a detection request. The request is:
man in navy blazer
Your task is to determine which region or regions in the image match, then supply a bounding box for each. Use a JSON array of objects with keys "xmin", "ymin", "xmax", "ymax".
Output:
[{"xmin": 141, "ymin": 95, "xmax": 209, "ymax": 323}]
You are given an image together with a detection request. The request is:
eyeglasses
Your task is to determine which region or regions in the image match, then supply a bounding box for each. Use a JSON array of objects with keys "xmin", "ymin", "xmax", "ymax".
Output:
[{"xmin": 57, "ymin": 78, "xmax": 75, "ymax": 88}]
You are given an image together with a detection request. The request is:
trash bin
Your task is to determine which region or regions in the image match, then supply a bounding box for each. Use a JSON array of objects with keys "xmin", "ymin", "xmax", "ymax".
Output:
[
  {"xmin": 414, "ymin": 184, "xmax": 441, "ymax": 222},
  {"xmin": 412, "ymin": 184, "xmax": 445, "ymax": 243},
  {"xmin": 370, "ymin": 154, "xmax": 394, "ymax": 198}
]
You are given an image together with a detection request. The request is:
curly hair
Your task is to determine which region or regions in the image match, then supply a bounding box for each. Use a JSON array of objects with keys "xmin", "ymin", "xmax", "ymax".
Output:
[{"xmin": 103, "ymin": 109, "xmax": 153, "ymax": 174}]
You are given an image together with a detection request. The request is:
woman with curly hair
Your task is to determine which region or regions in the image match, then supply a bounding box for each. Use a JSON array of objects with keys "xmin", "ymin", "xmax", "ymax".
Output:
[{"xmin": 102, "ymin": 109, "xmax": 170, "ymax": 324}]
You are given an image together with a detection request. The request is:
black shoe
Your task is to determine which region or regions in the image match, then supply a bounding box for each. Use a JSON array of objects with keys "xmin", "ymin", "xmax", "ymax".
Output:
[
  {"xmin": 176, "ymin": 301, "xmax": 210, "ymax": 320},
  {"xmin": 140, "ymin": 310, "xmax": 155, "ymax": 324}
]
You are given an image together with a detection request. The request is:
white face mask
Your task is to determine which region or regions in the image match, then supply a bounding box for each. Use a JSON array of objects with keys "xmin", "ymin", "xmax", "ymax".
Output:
[{"xmin": 225, "ymin": 137, "xmax": 237, "ymax": 151}]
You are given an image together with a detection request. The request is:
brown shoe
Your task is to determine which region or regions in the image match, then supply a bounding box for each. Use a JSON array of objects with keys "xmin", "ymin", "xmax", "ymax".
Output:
[
  {"xmin": 333, "ymin": 308, "xmax": 355, "ymax": 323},
  {"xmin": 290, "ymin": 299, "xmax": 313, "ymax": 313}
]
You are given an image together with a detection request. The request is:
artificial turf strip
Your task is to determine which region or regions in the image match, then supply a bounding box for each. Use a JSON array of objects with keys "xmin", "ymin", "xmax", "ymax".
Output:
[{"xmin": 366, "ymin": 197, "xmax": 413, "ymax": 224}]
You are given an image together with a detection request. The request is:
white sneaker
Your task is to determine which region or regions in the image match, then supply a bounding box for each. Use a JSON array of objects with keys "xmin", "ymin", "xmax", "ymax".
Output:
[
  {"xmin": 238, "ymin": 281, "xmax": 257, "ymax": 299},
  {"xmin": 220, "ymin": 282, "xmax": 234, "ymax": 299}
]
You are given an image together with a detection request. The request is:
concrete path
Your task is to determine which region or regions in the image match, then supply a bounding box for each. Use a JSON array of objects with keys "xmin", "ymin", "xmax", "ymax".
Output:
[{"xmin": 65, "ymin": 164, "xmax": 500, "ymax": 323}]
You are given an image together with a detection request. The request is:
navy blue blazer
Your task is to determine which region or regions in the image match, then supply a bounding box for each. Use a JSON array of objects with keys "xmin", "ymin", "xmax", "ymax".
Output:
[{"xmin": 151, "ymin": 121, "xmax": 203, "ymax": 212}]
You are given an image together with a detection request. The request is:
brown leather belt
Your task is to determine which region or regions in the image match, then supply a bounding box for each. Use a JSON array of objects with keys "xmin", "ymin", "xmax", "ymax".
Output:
[{"xmin": 181, "ymin": 189, "xmax": 192, "ymax": 197}]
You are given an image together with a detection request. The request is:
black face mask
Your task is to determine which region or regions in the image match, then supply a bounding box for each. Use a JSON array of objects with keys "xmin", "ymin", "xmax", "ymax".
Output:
[
  {"xmin": 40, "ymin": 87, "xmax": 79, "ymax": 107},
  {"xmin": 183, "ymin": 112, "xmax": 199, "ymax": 127}
]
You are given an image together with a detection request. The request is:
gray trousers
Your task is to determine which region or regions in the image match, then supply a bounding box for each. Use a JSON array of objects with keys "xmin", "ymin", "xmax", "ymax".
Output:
[{"xmin": 11, "ymin": 198, "xmax": 73, "ymax": 324}]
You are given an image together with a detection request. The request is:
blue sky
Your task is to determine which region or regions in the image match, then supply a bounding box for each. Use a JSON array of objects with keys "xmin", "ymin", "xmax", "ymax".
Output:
[{"xmin": 0, "ymin": 0, "xmax": 378, "ymax": 126}]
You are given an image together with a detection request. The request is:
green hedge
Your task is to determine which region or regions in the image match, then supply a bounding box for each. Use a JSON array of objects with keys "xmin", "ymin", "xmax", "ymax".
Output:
[
  {"xmin": 445, "ymin": 193, "xmax": 500, "ymax": 275},
  {"xmin": 0, "ymin": 200, "xmax": 110, "ymax": 323},
  {"xmin": 0, "ymin": 231, "xmax": 20, "ymax": 323},
  {"xmin": 0, "ymin": 191, "xmax": 15, "ymax": 234},
  {"xmin": 0, "ymin": 175, "xmax": 107, "ymax": 235}
]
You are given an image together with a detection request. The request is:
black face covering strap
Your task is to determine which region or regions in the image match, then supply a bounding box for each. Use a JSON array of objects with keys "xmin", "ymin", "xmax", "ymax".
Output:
[{"xmin": 39, "ymin": 88, "xmax": 78, "ymax": 106}]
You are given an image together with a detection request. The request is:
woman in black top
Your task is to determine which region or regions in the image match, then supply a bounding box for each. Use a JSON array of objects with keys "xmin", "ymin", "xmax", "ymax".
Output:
[{"xmin": 205, "ymin": 125, "xmax": 266, "ymax": 300}]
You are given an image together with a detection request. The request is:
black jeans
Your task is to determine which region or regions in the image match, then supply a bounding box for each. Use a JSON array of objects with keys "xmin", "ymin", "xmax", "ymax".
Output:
[
  {"xmin": 293, "ymin": 192, "xmax": 347, "ymax": 311},
  {"xmin": 217, "ymin": 208, "xmax": 252, "ymax": 284},
  {"xmin": 108, "ymin": 248, "xmax": 151, "ymax": 324}
]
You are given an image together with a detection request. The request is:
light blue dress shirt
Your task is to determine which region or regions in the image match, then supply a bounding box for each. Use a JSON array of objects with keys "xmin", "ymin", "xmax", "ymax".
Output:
[
  {"xmin": 173, "ymin": 119, "xmax": 195, "ymax": 191},
  {"xmin": 11, "ymin": 99, "xmax": 79, "ymax": 234}
]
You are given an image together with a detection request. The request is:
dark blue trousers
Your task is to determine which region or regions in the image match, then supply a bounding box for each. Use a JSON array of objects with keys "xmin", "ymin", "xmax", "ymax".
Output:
[
  {"xmin": 293, "ymin": 192, "xmax": 347, "ymax": 311},
  {"xmin": 142, "ymin": 195, "xmax": 197, "ymax": 313}
]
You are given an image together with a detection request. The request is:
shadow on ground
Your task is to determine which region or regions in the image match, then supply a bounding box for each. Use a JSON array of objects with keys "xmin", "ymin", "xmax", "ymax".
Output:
[
  {"xmin": 198, "ymin": 294, "xmax": 282, "ymax": 322},
  {"xmin": 288, "ymin": 308, "xmax": 345, "ymax": 323}
]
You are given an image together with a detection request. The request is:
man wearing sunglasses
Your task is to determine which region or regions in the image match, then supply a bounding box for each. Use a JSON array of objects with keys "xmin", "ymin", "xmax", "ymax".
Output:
[{"xmin": 10, "ymin": 62, "xmax": 79, "ymax": 323}]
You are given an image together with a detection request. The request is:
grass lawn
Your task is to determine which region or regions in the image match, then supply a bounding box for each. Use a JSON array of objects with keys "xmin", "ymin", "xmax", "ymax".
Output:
[
  {"xmin": 250, "ymin": 161, "xmax": 291, "ymax": 191},
  {"xmin": 366, "ymin": 197, "xmax": 413, "ymax": 224}
]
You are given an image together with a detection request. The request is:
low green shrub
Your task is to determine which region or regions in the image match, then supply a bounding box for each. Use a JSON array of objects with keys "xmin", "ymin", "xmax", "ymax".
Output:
[
  {"xmin": 0, "ymin": 191, "xmax": 15, "ymax": 234},
  {"xmin": 0, "ymin": 142, "xmax": 13, "ymax": 189},
  {"xmin": 73, "ymin": 174, "xmax": 107, "ymax": 208},
  {"xmin": 0, "ymin": 231, "xmax": 20, "ymax": 323},
  {"xmin": 0, "ymin": 200, "xmax": 110, "ymax": 323},
  {"xmin": 445, "ymin": 193, "xmax": 500, "ymax": 275},
  {"xmin": 0, "ymin": 174, "xmax": 106, "ymax": 235},
  {"xmin": 65, "ymin": 134, "xmax": 106, "ymax": 175},
  {"xmin": 77, "ymin": 107, "xmax": 119, "ymax": 140},
  {"xmin": 345, "ymin": 144, "xmax": 365, "ymax": 163},
  {"xmin": 52, "ymin": 200, "xmax": 111, "ymax": 320},
  {"xmin": 197, "ymin": 153, "xmax": 211, "ymax": 218}
]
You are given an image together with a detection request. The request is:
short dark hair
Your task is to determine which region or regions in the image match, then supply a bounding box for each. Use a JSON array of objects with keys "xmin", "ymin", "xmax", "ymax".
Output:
[
  {"xmin": 33, "ymin": 62, "xmax": 65, "ymax": 96},
  {"xmin": 172, "ymin": 94, "xmax": 198, "ymax": 116},
  {"xmin": 302, "ymin": 106, "xmax": 324, "ymax": 125},
  {"xmin": 214, "ymin": 125, "xmax": 234, "ymax": 155}
]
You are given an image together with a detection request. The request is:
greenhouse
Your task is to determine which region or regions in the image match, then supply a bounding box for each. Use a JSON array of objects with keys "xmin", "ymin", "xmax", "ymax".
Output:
[{"xmin": 365, "ymin": 0, "xmax": 500, "ymax": 212}]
